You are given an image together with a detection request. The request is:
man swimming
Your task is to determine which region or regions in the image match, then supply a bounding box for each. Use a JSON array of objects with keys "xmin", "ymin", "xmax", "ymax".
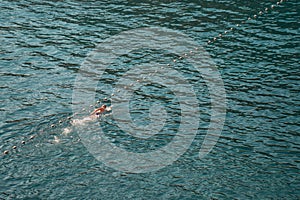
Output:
[{"xmin": 90, "ymin": 104, "xmax": 107, "ymax": 116}]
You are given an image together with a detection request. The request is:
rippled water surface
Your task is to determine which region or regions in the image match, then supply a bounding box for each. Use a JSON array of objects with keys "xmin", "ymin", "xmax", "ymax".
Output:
[{"xmin": 1, "ymin": 0, "xmax": 299, "ymax": 199}]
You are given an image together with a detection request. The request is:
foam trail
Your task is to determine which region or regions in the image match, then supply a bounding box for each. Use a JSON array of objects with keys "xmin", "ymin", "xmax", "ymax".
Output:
[
  {"xmin": 71, "ymin": 116, "xmax": 98, "ymax": 126},
  {"xmin": 62, "ymin": 127, "xmax": 72, "ymax": 135}
]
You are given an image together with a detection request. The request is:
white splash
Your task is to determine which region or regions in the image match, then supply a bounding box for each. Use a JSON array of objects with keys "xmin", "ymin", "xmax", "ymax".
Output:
[
  {"xmin": 62, "ymin": 127, "xmax": 72, "ymax": 135},
  {"xmin": 106, "ymin": 105, "xmax": 113, "ymax": 112},
  {"xmin": 53, "ymin": 135, "xmax": 60, "ymax": 143},
  {"xmin": 71, "ymin": 115, "xmax": 98, "ymax": 126}
]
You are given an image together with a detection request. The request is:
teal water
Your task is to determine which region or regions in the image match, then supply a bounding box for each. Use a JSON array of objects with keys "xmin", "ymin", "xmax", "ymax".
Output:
[{"xmin": 1, "ymin": 0, "xmax": 299, "ymax": 199}]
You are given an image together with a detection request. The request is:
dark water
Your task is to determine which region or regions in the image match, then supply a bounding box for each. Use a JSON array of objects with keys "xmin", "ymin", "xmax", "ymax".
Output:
[{"xmin": 1, "ymin": 0, "xmax": 299, "ymax": 199}]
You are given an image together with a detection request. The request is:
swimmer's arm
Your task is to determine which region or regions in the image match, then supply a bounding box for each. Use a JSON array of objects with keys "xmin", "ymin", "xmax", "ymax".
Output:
[{"xmin": 90, "ymin": 108, "xmax": 101, "ymax": 115}]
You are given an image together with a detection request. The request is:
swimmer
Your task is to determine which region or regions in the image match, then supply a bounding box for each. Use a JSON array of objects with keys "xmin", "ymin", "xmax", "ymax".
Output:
[
  {"xmin": 90, "ymin": 105, "xmax": 107, "ymax": 116},
  {"xmin": 72, "ymin": 104, "xmax": 110, "ymax": 126}
]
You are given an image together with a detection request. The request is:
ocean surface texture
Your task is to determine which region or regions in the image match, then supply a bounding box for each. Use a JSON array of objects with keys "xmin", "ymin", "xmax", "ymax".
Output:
[{"xmin": 0, "ymin": 0, "xmax": 299, "ymax": 199}]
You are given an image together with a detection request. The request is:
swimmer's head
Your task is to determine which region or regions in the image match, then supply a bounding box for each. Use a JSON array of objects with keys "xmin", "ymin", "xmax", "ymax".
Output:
[{"xmin": 102, "ymin": 105, "xmax": 107, "ymax": 108}]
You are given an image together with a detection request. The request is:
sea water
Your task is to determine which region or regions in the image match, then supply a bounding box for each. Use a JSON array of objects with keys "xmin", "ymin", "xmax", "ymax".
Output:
[{"xmin": 0, "ymin": 0, "xmax": 299, "ymax": 199}]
